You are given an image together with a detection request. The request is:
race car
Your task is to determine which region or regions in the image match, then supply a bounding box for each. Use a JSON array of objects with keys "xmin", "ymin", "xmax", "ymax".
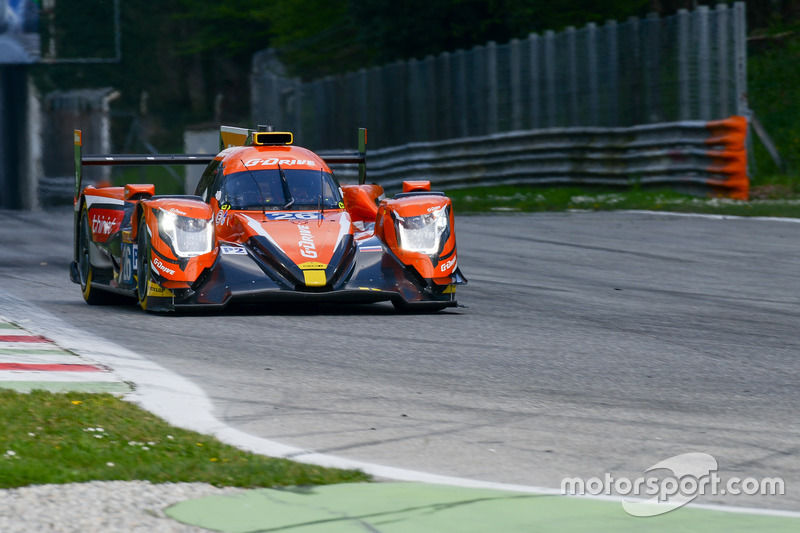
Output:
[{"xmin": 69, "ymin": 126, "xmax": 466, "ymax": 312}]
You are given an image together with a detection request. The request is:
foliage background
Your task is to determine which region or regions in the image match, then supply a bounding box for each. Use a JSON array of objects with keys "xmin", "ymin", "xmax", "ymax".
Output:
[{"xmin": 29, "ymin": 0, "xmax": 800, "ymax": 184}]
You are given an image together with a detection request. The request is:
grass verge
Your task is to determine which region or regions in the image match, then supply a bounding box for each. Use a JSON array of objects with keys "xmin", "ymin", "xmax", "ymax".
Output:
[
  {"xmin": 446, "ymin": 185, "xmax": 800, "ymax": 218},
  {"xmin": 0, "ymin": 390, "xmax": 369, "ymax": 489}
]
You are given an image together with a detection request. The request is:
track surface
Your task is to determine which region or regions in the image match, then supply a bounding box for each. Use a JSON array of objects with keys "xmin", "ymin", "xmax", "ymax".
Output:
[{"xmin": 1, "ymin": 208, "xmax": 798, "ymax": 510}]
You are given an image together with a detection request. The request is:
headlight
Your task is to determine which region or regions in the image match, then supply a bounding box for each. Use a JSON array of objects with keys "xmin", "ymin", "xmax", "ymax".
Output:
[
  {"xmin": 157, "ymin": 210, "xmax": 214, "ymax": 257},
  {"xmin": 393, "ymin": 205, "xmax": 450, "ymax": 256}
]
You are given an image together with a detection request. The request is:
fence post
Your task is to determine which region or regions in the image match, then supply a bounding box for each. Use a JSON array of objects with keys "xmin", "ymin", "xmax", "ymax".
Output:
[
  {"xmin": 356, "ymin": 68, "xmax": 367, "ymax": 133},
  {"xmin": 586, "ymin": 23, "xmax": 599, "ymax": 126},
  {"xmin": 527, "ymin": 33, "xmax": 540, "ymax": 130},
  {"xmin": 677, "ymin": 9, "xmax": 691, "ymax": 120},
  {"xmin": 544, "ymin": 30, "xmax": 556, "ymax": 127},
  {"xmin": 605, "ymin": 20, "xmax": 619, "ymax": 126},
  {"xmin": 438, "ymin": 52, "xmax": 451, "ymax": 140},
  {"xmin": 566, "ymin": 27, "xmax": 579, "ymax": 126},
  {"xmin": 367, "ymin": 66, "xmax": 381, "ymax": 148},
  {"xmin": 486, "ymin": 41, "xmax": 499, "ymax": 134},
  {"xmin": 453, "ymin": 50, "xmax": 468, "ymax": 138},
  {"xmin": 696, "ymin": 5, "xmax": 711, "ymax": 120},
  {"xmin": 733, "ymin": 1, "xmax": 747, "ymax": 117},
  {"xmin": 407, "ymin": 58, "xmax": 421, "ymax": 141},
  {"xmin": 715, "ymin": 4, "xmax": 730, "ymax": 118},
  {"xmin": 510, "ymin": 38, "xmax": 522, "ymax": 131},
  {"xmin": 293, "ymin": 77, "xmax": 303, "ymax": 143},
  {"xmin": 644, "ymin": 12, "xmax": 662, "ymax": 123},
  {"xmin": 425, "ymin": 55, "xmax": 437, "ymax": 140}
]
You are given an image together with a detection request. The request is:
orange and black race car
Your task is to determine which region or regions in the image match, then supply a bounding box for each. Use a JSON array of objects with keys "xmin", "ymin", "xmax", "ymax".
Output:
[{"xmin": 69, "ymin": 126, "xmax": 466, "ymax": 312}]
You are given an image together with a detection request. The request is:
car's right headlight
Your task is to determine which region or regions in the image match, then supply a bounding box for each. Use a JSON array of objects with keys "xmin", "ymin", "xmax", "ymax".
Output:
[
  {"xmin": 157, "ymin": 210, "xmax": 214, "ymax": 258},
  {"xmin": 393, "ymin": 205, "xmax": 450, "ymax": 256}
]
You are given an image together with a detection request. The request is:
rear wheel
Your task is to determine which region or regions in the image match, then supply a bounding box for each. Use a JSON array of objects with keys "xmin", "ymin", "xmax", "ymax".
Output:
[{"xmin": 78, "ymin": 206, "xmax": 113, "ymax": 305}]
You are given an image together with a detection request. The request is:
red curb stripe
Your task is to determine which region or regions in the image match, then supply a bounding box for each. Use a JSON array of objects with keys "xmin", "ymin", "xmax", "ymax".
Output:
[
  {"xmin": 0, "ymin": 335, "xmax": 51, "ymax": 343},
  {"xmin": 0, "ymin": 363, "xmax": 106, "ymax": 372}
]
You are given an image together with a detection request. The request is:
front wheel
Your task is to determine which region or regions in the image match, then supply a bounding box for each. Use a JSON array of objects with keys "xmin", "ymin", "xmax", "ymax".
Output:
[{"xmin": 136, "ymin": 215, "xmax": 153, "ymax": 311}]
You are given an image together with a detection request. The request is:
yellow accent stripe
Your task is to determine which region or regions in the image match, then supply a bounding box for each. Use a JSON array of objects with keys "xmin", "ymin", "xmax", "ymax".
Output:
[{"xmin": 303, "ymin": 270, "xmax": 327, "ymax": 287}]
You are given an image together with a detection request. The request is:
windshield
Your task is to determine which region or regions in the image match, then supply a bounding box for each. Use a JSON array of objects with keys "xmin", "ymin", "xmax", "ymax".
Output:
[{"xmin": 216, "ymin": 169, "xmax": 342, "ymax": 210}]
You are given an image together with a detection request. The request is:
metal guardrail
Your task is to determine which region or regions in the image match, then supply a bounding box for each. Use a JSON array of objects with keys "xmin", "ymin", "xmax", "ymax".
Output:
[{"xmin": 362, "ymin": 116, "xmax": 748, "ymax": 200}]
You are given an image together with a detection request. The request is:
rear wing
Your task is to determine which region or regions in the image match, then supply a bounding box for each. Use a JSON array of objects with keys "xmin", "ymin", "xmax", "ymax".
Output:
[{"xmin": 74, "ymin": 126, "xmax": 368, "ymax": 200}]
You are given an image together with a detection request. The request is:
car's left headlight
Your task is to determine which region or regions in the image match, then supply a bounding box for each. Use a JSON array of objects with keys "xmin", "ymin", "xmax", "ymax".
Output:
[
  {"xmin": 157, "ymin": 210, "xmax": 214, "ymax": 257},
  {"xmin": 393, "ymin": 205, "xmax": 450, "ymax": 256}
]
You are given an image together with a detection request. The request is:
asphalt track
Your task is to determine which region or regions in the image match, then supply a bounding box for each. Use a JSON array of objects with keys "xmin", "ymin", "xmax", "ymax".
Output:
[{"xmin": 1, "ymin": 207, "xmax": 799, "ymax": 527}]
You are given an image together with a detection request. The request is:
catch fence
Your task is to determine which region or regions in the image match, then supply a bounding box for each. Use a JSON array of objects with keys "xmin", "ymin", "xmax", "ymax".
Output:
[{"xmin": 252, "ymin": 3, "xmax": 747, "ymax": 152}]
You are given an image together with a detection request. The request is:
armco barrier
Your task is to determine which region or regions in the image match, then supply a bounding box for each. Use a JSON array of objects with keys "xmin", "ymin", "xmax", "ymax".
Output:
[{"xmin": 360, "ymin": 116, "xmax": 748, "ymax": 200}]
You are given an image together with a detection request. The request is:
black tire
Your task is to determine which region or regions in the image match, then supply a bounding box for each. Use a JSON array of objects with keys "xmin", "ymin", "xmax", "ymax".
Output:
[
  {"xmin": 78, "ymin": 206, "xmax": 114, "ymax": 305},
  {"xmin": 136, "ymin": 214, "xmax": 153, "ymax": 311}
]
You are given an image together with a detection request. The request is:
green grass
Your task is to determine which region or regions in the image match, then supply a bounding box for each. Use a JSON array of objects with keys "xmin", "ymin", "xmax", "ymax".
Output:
[
  {"xmin": 0, "ymin": 390, "xmax": 369, "ymax": 489},
  {"xmin": 446, "ymin": 185, "xmax": 800, "ymax": 218},
  {"xmin": 111, "ymin": 166, "xmax": 186, "ymax": 196}
]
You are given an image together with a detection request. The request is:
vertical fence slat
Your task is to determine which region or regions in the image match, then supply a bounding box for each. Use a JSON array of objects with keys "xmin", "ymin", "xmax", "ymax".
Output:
[
  {"xmin": 696, "ymin": 5, "xmax": 711, "ymax": 121},
  {"xmin": 486, "ymin": 41, "xmax": 498, "ymax": 134},
  {"xmin": 715, "ymin": 4, "xmax": 729, "ymax": 118},
  {"xmin": 510, "ymin": 39, "xmax": 522, "ymax": 131},
  {"xmin": 566, "ymin": 27, "xmax": 578, "ymax": 126},
  {"xmin": 604, "ymin": 21, "xmax": 619, "ymax": 127},
  {"xmin": 586, "ymin": 23, "xmax": 599, "ymax": 126},
  {"xmin": 544, "ymin": 30, "xmax": 556, "ymax": 128},
  {"xmin": 733, "ymin": 1, "xmax": 747, "ymax": 117},
  {"xmin": 453, "ymin": 50, "xmax": 468, "ymax": 138},
  {"xmin": 527, "ymin": 33, "xmax": 541, "ymax": 130},
  {"xmin": 677, "ymin": 9, "xmax": 691, "ymax": 120}
]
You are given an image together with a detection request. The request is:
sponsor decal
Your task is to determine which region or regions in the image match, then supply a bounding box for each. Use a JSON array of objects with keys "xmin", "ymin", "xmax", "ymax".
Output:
[
  {"xmin": 121, "ymin": 243, "xmax": 138, "ymax": 284},
  {"xmin": 297, "ymin": 224, "xmax": 317, "ymax": 258},
  {"xmin": 440, "ymin": 256, "xmax": 457, "ymax": 272},
  {"xmin": 152, "ymin": 257, "xmax": 176, "ymax": 276},
  {"xmin": 298, "ymin": 261, "xmax": 327, "ymax": 270},
  {"xmin": 266, "ymin": 212, "xmax": 321, "ymax": 221},
  {"xmin": 243, "ymin": 158, "xmax": 316, "ymax": 168},
  {"xmin": 215, "ymin": 203, "xmax": 232, "ymax": 225},
  {"xmin": 90, "ymin": 208, "xmax": 124, "ymax": 239},
  {"xmin": 147, "ymin": 281, "xmax": 174, "ymax": 297},
  {"xmin": 358, "ymin": 245, "xmax": 383, "ymax": 253},
  {"xmin": 221, "ymin": 245, "xmax": 247, "ymax": 255},
  {"xmin": 169, "ymin": 208, "xmax": 187, "ymax": 216}
]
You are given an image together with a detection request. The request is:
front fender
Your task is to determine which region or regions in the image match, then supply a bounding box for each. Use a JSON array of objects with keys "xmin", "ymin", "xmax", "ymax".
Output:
[
  {"xmin": 139, "ymin": 197, "xmax": 218, "ymax": 285},
  {"xmin": 375, "ymin": 193, "xmax": 458, "ymax": 281}
]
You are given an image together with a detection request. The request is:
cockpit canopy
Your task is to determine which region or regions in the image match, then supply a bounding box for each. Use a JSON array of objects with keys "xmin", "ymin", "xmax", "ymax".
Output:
[{"xmin": 196, "ymin": 163, "xmax": 343, "ymax": 211}]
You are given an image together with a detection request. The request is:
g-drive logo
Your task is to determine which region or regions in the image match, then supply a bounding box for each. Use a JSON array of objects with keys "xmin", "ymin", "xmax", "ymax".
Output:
[{"xmin": 561, "ymin": 453, "xmax": 785, "ymax": 517}]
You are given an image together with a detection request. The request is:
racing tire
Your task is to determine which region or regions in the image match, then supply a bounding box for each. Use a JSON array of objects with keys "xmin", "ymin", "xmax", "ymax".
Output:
[
  {"xmin": 78, "ymin": 206, "xmax": 115, "ymax": 305},
  {"xmin": 136, "ymin": 214, "xmax": 153, "ymax": 311}
]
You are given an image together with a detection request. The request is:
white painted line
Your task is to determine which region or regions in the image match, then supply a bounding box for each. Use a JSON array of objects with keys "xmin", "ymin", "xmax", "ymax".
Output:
[
  {"xmin": 0, "ymin": 370, "xmax": 118, "ymax": 382},
  {"xmin": 0, "ymin": 329, "xmax": 38, "ymax": 336},
  {"xmin": 1, "ymin": 297, "xmax": 798, "ymax": 518},
  {"xmin": 0, "ymin": 353, "xmax": 83, "ymax": 364},
  {"xmin": 0, "ymin": 342, "xmax": 65, "ymax": 351},
  {"xmin": 617, "ymin": 210, "xmax": 800, "ymax": 223}
]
